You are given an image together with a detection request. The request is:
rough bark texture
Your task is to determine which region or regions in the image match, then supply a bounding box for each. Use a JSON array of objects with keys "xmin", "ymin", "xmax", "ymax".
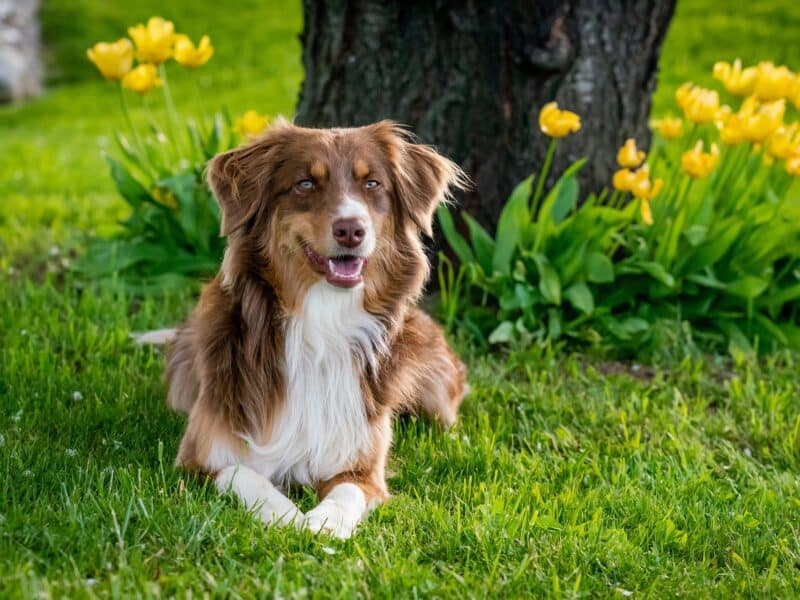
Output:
[{"xmin": 296, "ymin": 0, "xmax": 675, "ymax": 230}]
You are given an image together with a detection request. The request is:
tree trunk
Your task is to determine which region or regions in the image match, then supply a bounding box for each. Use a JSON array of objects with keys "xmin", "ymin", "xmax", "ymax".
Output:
[
  {"xmin": 0, "ymin": 0, "xmax": 43, "ymax": 103},
  {"xmin": 296, "ymin": 0, "xmax": 675, "ymax": 231}
]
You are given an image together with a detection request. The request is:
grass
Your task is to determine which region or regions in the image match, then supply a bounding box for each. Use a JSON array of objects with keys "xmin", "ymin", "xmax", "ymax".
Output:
[{"xmin": 2, "ymin": 0, "xmax": 800, "ymax": 596}]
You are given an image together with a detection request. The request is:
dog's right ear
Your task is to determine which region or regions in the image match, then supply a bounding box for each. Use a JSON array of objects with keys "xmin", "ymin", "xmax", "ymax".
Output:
[{"xmin": 207, "ymin": 120, "xmax": 291, "ymax": 236}]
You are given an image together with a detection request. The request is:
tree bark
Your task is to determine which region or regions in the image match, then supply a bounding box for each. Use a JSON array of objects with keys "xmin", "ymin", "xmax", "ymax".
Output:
[{"xmin": 296, "ymin": 0, "xmax": 675, "ymax": 230}]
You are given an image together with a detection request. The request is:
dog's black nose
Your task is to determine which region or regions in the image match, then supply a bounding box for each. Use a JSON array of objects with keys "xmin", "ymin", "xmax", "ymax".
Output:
[{"xmin": 332, "ymin": 218, "xmax": 366, "ymax": 248}]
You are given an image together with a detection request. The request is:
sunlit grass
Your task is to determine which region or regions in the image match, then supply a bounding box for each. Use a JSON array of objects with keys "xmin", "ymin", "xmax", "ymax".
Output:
[{"xmin": 2, "ymin": 0, "xmax": 800, "ymax": 596}]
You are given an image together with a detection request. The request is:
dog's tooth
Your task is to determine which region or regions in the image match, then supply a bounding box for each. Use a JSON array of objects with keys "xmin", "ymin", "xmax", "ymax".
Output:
[{"xmin": 328, "ymin": 259, "xmax": 336, "ymax": 273}]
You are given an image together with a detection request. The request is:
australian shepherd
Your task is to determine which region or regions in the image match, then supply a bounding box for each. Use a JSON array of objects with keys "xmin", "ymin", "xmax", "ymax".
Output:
[{"xmin": 158, "ymin": 120, "xmax": 469, "ymax": 538}]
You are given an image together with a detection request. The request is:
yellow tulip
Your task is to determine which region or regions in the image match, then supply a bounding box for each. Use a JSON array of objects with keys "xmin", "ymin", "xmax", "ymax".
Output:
[
  {"xmin": 786, "ymin": 153, "xmax": 800, "ymax": 176},
  {"xmin": 675, "ymin": 82, "xmax": 693, "ymax": 110},
  {"xmin": 538, "ymin": 102, "xmax": 581, "ymax": 138},
  {"xmin": 753, "ymin": 62, "xmax": 795, "ymax": 101},
  {"xmin": 791, "ymin": 80, "xmax": 800, "ymax": 111},
  {"xmin": 741, "ymin": 98, "xmax": 785, "ymax": 143},
  {"xmin": 234, "ymin": 110, "xmax": 270, "ymax": 136},
  {"xmin": 617, "ymin": 138, "xmax": 646, "ymax": 168},
  {"xmin": 712, "ymin": 59, "xmax": 757, "ymax": 97},
  {"xmin": 630, "ymin": 165, "xmax": 662, "ymax": 200},
  {"xmin": 681, "ymin": 141, "xmax": 720, "ymax": 179},
  {"xmin": 678, "ymin": 84, "xmax": 720, "ymax": 124},
  {"xmin": 715, "ymin": 105, "xmax": 733, "ymax": 126},
  {"xmin": 612, "ymin": 168, "xmax": 636, "ymax": 192},
  {"xmin": 640, "ymin": 198, "xmax": 654, "ymax": 226},
  {"xmin": 128, "ymin": 17, "xmax": 175, "ymax": 64},
  {"xmin": 718, "ymin": 114, "xmax": 746, "ymax": 146},
  {"xmin": 86, "ymin": 38, "xmax": 134, "ymax": 80},
  {"xmin": 767, "ymin": 123, "xmax": 799, "ymax": 160},
  {"xmin": 649, "ymin": 116, "xmax": 683, "ymax": 140},
  {"xmin": 173, "ymin": 34, "xmax": 214, "ymax": 68},
  {"xmin": 122, "ymin": 64, "xmax": 163, "ymax": 94}
]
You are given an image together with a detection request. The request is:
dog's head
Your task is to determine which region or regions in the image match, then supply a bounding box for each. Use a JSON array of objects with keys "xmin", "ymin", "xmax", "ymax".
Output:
[{"xmin": 208, "ymin": 120, "xmax": 466, "ymax": 309}]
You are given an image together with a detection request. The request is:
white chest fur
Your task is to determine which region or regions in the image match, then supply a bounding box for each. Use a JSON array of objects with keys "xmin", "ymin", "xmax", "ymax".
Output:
[{"xmin": 241, "ymin": 281, "xmax": 384, "ymax": 486}]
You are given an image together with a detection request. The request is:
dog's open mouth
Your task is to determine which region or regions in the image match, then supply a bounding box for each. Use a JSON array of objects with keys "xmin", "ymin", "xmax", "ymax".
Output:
[{"xmin": 305, "ymin": 246, "xmax": 366, "ymax": 288}]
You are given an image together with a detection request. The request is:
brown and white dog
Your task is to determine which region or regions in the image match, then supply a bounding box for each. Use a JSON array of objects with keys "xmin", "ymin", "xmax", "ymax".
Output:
[{"xmin": 161, "ymin": 120, "xmax": 468, "ymax": 538}]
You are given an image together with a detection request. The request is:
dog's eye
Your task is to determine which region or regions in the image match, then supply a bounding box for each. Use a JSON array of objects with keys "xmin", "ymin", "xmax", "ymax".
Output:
[
  {"xmin": 365, "ymin": 180, "xmax": 380, "ymax": 189},
  {"xmin": 296, "ymin": 179, "xmax": 315, "ymax": 191}
]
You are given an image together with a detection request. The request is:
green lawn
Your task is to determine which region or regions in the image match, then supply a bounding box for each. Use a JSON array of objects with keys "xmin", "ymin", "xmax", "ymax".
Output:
[{"xmin": 2, "ymin": 1, "xmax": 800, "ymax": 596}]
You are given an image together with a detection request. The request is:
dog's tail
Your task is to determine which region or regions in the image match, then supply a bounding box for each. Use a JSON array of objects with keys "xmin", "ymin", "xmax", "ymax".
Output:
[{"xmin": 131, "ymin": 328, "xmax": 178, "ymax": 345}]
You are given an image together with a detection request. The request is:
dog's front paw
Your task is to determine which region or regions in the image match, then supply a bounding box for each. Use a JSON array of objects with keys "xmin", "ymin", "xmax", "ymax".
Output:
[
  {"xmin": 301, "ymin": 483, "xmax": 368, "ymax": 539},
  {"xmin": 302, "ymin": 503, "xmax": 359, "ymax": 539},
  {"xmin": 215, "ymin": 465, "xmax": 304, "ymax": 527}
]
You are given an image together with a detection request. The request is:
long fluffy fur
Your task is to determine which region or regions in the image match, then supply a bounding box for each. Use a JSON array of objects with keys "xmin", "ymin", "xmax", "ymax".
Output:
[{"xmin": 161, "ymin": 120, "xmax": 469, "ymax": 538}]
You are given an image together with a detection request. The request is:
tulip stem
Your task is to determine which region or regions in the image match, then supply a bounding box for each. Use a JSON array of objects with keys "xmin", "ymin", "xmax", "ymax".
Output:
[
  {"xmin": 117, "ymin": 85, "xmax": 146, "ymax": 160},
  {"xmin": 158, "ymin": 64, "xmax": 184, "ymax": 163},
  {"xmin": 532, "ymin": 138, "xmax": 557, "ymax": 215}
]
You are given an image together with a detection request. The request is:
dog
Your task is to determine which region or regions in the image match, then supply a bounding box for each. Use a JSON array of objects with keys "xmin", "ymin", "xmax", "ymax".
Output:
[{"xmin": 160, "ymin": 120, "xmax": 469, "ymax": 539}]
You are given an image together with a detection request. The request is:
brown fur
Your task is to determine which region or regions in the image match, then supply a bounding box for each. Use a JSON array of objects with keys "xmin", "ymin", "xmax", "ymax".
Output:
[{"xmin": 166, "ymin": 120, "xmax": 468, "ymax": 510}]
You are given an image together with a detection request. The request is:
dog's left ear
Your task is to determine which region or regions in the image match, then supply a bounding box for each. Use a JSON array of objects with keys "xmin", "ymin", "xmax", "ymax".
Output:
[{"xmin": 375, "ymin": 122, "xmax": 468, "ymax": 237}]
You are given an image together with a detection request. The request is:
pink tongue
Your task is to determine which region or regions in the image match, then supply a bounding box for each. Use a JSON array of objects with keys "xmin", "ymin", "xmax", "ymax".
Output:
[{"xmin": 328, "ymin": 256, "xmax": 363, "ymax": 277}]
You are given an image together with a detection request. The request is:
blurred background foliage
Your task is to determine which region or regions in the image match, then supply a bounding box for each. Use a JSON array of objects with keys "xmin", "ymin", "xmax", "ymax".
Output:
[{"xmin": 3, "ymin": 1, "xmax": 800, "ymax": 263}]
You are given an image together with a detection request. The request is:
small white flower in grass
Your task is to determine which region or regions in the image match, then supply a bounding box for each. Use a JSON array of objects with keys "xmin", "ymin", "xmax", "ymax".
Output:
[
  {"xmin": 12, "ymin": 410, "xmax": 22, "ymax": 422},
  {"xmin": 743, "ymin": 447, "xmax": 752, "ymax": 457},
  {"xmin": 0, "ymin": 434, "xmax": 5, "ymax": 446},
  {"xmin": 322, "ymin": 546, "xmax": 336, "ymax": 555},
  {"xmin": 615, "ymin": 589, "xmax": 634, "ymax": 597},
  {"xmin": 22, "ymin": 469, "xmax": 32, "ymax": 477},
  {"xmin": 65, "ymin": 448, "xmax": 77, "ymax": 457},
  {"xmin": 49, "ymin": 245, "xmax": 61, "ymax": 257},
  {"xmin": 72, "ymin": 391, "xmax": 83, "ymax": 401},
  {"xmin": 20, "ymin": 329, "xmax": 27, "ymax": 336},
  {"xmin": 86, "ymin": 578, "xmax": 98, "ymax": 587}
]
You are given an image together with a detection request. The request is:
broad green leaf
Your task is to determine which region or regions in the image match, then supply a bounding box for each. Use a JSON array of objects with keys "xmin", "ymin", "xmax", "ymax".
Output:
[
  {"xmin": 753, "ymin": 313, "xmax": 788, "ymax": 346},
  {"xmin": 628, "ymin": 261, "xmax": 676, "ymax": 288},
  {"xmin": 686, "ymin": 271, "xmax": 726, "ymax": 290},
  {"xmin": 158, "ymin": 172, "xmax": 202, "ymax": 247},
  {"xmin": 533, "ymin": 254, "xmax": 561, "ymax": 305},
  {"xmin": 585, "ymin": 252, "xmax": 614, "ymax": 283},
  {"xmin": 488, "ymin": 321, "xmax": 514, "ymax": 344},
  {"xmin": 564, "ymin": 282, "xmax": 594, "ymax": 314},
  {"xmin": 679, "ymin": 219, "xmax": 743, "ymax": 274},
  {"xmin": 553, "ymin": 239, "xmax": 587, "ymax": 285},
  {"xmin": 605, "ymin": 317, "xmax": 650, "ymax": 341},
  {"xmin": 549, "ymin": 174, "xmax": 579, "ymax": 226},
  {"xmin": 106, "ymin": 156, "xmax": 152, "ymax": 208},
  {"xmin": 462, "ymin": 213, "xmax": 495, "ymax": 274},
  {"xmin": 492, "ymin": 175, "xmax": 533, "ymax": 275},
  {"xmin": 760, "ymin": 282, "xmax": 800, "ymax": 308},
  {"xmin": 726, "ymin": 276, "xmax": 768, "ymax": 299},
  {"xmin": 538, "ymin": 160, "xmax": 585, "ymax": 228},
  {"xmin": 436, "ymin": 206, "xmax": 476, "ymax": 266},
  {"xmin": 718, "ymin": 320, "xmax": 755, "ymax": 357},
  {"xmin": 656, "ymin": 206, "xmax": 687, "ymax": 267},
  {"xmin": 547, "ymin": 308, "xmax": 563, "ymax": 339},
  {"xmin": 683, "ymin": 224, "xmax": 708, "ymax": 246}
]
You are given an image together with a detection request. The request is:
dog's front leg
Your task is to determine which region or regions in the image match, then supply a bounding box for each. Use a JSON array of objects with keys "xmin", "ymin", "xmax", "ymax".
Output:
[
  {"xmin": 216, "ymin": 465, "xmax": 303, "ymax": 527},
  {"xmin": 302, "ymin": 482, "xmax": 374, "ymax": 539}
]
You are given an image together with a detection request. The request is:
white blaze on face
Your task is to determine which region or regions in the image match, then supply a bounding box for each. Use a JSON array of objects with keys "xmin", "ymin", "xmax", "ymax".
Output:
[{"xmin": 335, "ymin": 196, "xmax": 375, "ymax": 255}]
